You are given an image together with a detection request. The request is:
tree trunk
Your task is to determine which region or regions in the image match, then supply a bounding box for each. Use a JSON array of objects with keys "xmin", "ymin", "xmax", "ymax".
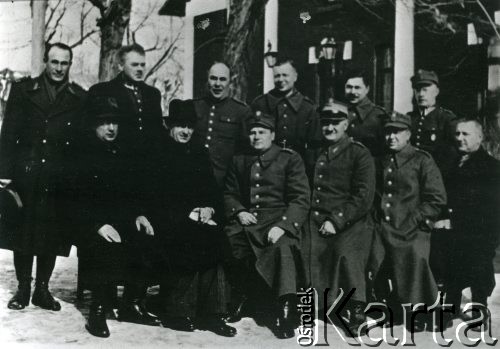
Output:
[
  {"xmin": 97, "ymin": 0, "xmax": 132, "ymax": 82},
  {"xmin": 223, "ymin": 0, "xmax": 268, "ymax": 101},
  {"xmin": 31, "ymin": 0, "xmax": 48, "ymax": 76}
]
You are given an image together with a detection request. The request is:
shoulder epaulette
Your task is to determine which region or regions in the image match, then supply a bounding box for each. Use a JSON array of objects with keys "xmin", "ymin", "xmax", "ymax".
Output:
[
  {"xmin": 231, "ymin": 97, "xmax": 248, "ymax": 107},
  {"xmin": 69, "ymin": 82, "xmax": 86, "ymax": 92},
  {"xmin": 251, "ymin": 94, "xmax": 266, "ymax": 105},
  {"xmin": 415, "ymin": 148, "xmax": 432, "ymax": 158},
  {"xmin": 350, "ymin": 139, "xmax": 368, "ymax": 149},
  {"xmin": 303, "ymin": 96, "xmax": 315, "ymax": 105},
  {"xmin": 280, "ymin": 147, "xmax": 296, "ymax": 155},
  {"xmin": 439, "ymin": 107, "xmax": 457, "ymax": 119}
]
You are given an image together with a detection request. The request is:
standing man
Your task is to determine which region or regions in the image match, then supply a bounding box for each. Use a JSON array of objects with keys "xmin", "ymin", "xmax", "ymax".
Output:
[
  {"xmin": 0, "ymin": 42, "xmax": 86, "ymax": 311},
  {"xmin": 87, "ymin": 44, "xmax": 163, "ymax": 171},
  {"xmin": 303, "ymin": 102, "xmax": 375, "ymax": 334},
  {"xmin": 408, "ymin": 69, "xmax": 457, "ymax": 287},
  {"xmin": 373, "ymin": 112, "xmax": 447, "ymax": 331},
  {"xmin": 224, "ymin": 112, "xmax": 310, "ymax": 339},
  {"xmin": 251, "ymin": 58, "xmax": 321, "ymax": 174},
  {"xmin": 344, "ymin": 70, "xmax": 387, "ymax": 156},
  {"xmin": 408, "ymin": 69, "xmax": 457, "ymax": 170},
  {"xmin": 441, "ymin": 119, "xmax": 500, "ymax": 331},
  {"xmin": 192, "ymin": 62, "xmax": 252, "ymax": 187}
]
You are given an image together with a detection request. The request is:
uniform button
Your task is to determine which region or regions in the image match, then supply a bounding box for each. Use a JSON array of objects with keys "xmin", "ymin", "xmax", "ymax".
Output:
[
  {"xmin": 139, "ymin": 118, "xmax": 142, "ymax": 122},
  {"xmin": 282, "ymin": 216, "xmax": 287, "ymax": 220},
  {"xmin": 283, "ymin": 104, "xmax": 287, "ymax": 108},
  {"xmin": 256, "ymin": 204, "xmax": 260, "ymax": 209},
  {"xmin": 208, "ymin": 128, "xmax": 213, "ymax": 132},
  {"xmin": 416, "ymin": 142, "xmax": 421, "ymax": 146},
  {"xmin": 390, "ymin": 157, "xmax": 394, "ymax": 162},
  {"xmin": 417, "ymin": 135, "xmax": 421, "ymax": 139},
  {"xmin": 207, "ymin": 136, "xmax": 211, "ymax": 140},
  {"xmin": 387, "ymin": 181, "xmax": 392, "ymax": 186},
  {"xmin": 418, "ymin": 128, "xmax": 421, "ymax": 132},
  {"xmin": 44, "ymin": 188, "xmax": 49, "ymax": 192},
  {"xmin": 42, "ymin": 139, "xmax": 46, "ymax": 143},
  {"xmin": 231, "ymin": 208, "xmax": 236, "ymax": 212},
  {"xmin": 315, "ymin": 199, "xmax": 320, "ymax": 203},
  {"xmin": 319, "ymin": 162, "xmax": 325, "ymax": 166},
  {"xmin": 318, "ymin": 174, "xmax": 323, "ymax": 179},
  {"xmin": 253, "ymin": 212, "xmax": 258, "ymax": 217},
  {"xmin": 45, "ymin": 119, "xmax": 48, "ymax": 123},
  {"xmin": 294, "ymin": 222, "xmax": 299, "ymax": 227},
  {"xmin": 338, "ymin": 212, "xmax": 343, "ymax": 217},
  {"xmin": 139, "ymin": 127, "xmax": 143, "ymax": 130},
  {"xmin": 419, "ymin": 122, "xmax": 423, "ymax": 126},
  {"xmin": 314, "ymin": 211, "xmax": 319, "ymax": 216},
  {"xmin": 388, "ymin": 168, "xmax": 393, "ymax": 173},
  {"xmin": 386, "ymin": 203, "xmax": 391, "ymax": 208},
  {"xmin": 256, "ymin": 183, "xmax": 260, "ymax": 188},
  {"xmin": 283, "ymin": 114, "xmax": 287, "ymax": 118},
  {"xmin": 65, "ymin": 141, "xmax": 70, "ymax": 145},
  {"xmin": 316, "ymin": 187, "xmax": 321, "ymax": 191},
  {"xmin": 137, "ymin": 99, "xmax": 142, "ymax": 103},
  {"xmin": 385, "ymin": 216, "xmax": 391, "ymax": 222},
  {"xmin": 256, "ymin": 163, "xmax": 260, "ymax": 167},
  {"xmin": 67, "ymin": 122, "xmax": 71, "ymax": 126},
  {"xmin": 388, "ymin": 193, "xmax": 393, "ymax": 198},
  {"xmin": 211, "ymin": 105, "xmax": 215, "ymax": 110},
  {"xmin": 41, "ymin": 159, "xmax": 46, "ymax": 163},
  {"xmin": 351, "ymin": 124, "xmax": 355, "ymax": 128},
  {"xmin": 255, "ymin": 173, "xmax": 260, "ymax": 178},
  {"xmin": 255, "ymin": 195, "xmax": 260, "ymax": 199},
  {"xmin": 205, "ymin": 144, "xmax": 209, "ymax": 148},
  {"xmin": 283, "ymin": 126, "xmax": 287, "ymax": 130},
  {"xmin": 138, "ymin": 108, "xmax": 143, "ymax": 112},
  {"xmin": 448, "ymin": 208, "xmax": 453, "ymax": 213},
  {"xmin": 226, "ymin": 118, "xmax": 231, "ymax": 122},
  {"xmin": 209, "ymin": 120, "xmax": 214, "ymax": 124}
]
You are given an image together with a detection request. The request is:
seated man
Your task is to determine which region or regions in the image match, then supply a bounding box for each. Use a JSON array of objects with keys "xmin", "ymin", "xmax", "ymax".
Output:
[
  {"xmin": 303, "ymin": 102, "xmax": 375, "ymax": 334},
  {"xmin": 440, "ymin": 118, "xmax": 500, "ymax": 331},
  {"xmin": 77, "ymin": 96, "xmax": 160, "ymax": 338},
  {"xmin": 150, "ymin": 99, "xmax": 236, "ymax": 337},
  {"xmin": 372, "ymin": 112, "xmax": 447, "ymax": 331},
  {"xmin": 224, "ymin": 111, "xmax": 311, "ymax": 339}
]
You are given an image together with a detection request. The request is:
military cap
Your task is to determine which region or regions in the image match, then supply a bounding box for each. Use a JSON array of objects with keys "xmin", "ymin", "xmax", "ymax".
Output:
[
  {"xmin": 385, "ymin": 111, "xmax": 412, "ymax": 129},
  {"xmin": 167, "ymin": 99, "xmax": 197, "ymax": 127},
  {"xmin": 411, "ymin": 69, "xmax": 439, "ymax": 87},
  {"xmin": 319, "ymin": 101, "xmax": 348, "ymax": 123},
  {"xmin": 248, "ymin": 110, "xmax": 275, "ymax": 130},
  {"xmin": 88, "ymin": 96, "xmax": 122, "ymax": 121}
]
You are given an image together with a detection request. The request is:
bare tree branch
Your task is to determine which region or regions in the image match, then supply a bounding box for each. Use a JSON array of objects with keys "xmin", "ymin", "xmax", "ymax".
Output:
[
  {"xmin": 46, "ymin": 3, "xmax": 67, "ymax": 43},
  {"xmin": 69, "ymin": 29, "xmax": 99, "ymax": 48},
  {"xmin": 87, "ymin": 0, "xmax": 107, "ymax": 15},
  {"xmin": 144, "ymin": 30, "xmax": 182, "ymax": 80},
  {"xmin": 46, "ymin": 0, "xmax": 63, "ymax": 28},
  {"xmin": 474, "ymin": 0, "xmax": 500, "ymax": 39}
]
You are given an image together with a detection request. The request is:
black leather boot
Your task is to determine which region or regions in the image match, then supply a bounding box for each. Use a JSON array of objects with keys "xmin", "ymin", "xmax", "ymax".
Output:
[
  {"xmin": 225, "ymin": 293, "xmax": 248, "ymax": 323},
  {"xmin": 197, "ymin": 315, "xmax": 237, "ymax": 337},
  {"xmin": 86, "ymin": 303, "xmax": 110, "ymax": 338},
  {"xmin": 274, "ymin": 296, "xmax": 297, "ymax": 339},
  {"xmin": 32, "ymin": 281, "xmax": 61, "ymax": 311},
  {"xmin": 118, "ymin": 285, "xmax": 160, "ymax": 326},
  {"xmin": 7, "ymin": 279, "xmax": 31, "ymax": 310}
]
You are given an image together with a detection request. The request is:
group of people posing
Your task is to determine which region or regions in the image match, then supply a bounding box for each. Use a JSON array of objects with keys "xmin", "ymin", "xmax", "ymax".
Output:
[{"xmin": 0, "ymin": 41, "xmax": 499, "ymax": 340}]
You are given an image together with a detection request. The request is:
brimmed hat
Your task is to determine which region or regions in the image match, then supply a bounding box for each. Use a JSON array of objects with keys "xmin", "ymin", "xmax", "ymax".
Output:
[
  {"xmin": 167, "ymin": 99, "xmax": 197, "ymax": 126},
  {"xmin": 385, "ymin": 111, "xmax": 412, "ymax": 129},
  {"xmin": 320, "ymin": 101, "xmax": 348, "ymax": 122},
  {"xmin": 411, "ymin": 69, "xmax": 439, "ymax": 87},
  {"xmin": 248, "ymin": 110, "xmax": 275, "ymax": 131},
  {"xmin": 88, "ymin": 96, "xmax": 122, "ymax": 121}
]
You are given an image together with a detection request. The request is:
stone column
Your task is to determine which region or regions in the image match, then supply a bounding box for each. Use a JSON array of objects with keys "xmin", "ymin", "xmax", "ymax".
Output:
[
  {"xmin": 31, "ymin": 0, "xmax": 48, "ymax": 76},
  {"xmin": 263, "ymin": 0, "xmax": 278, "ymax": 93},
  {"xmin": 393, "ymin": 0, "xmax": 414, "ymax": 113}
]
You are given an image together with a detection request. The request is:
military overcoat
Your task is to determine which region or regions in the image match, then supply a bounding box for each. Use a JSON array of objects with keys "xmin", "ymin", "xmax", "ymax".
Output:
[
  {"xmin": 0, "ymin": 74, "xmax": 86, "ymax": 256},
  {"xmin": 224, "ymin": 144, "xmax": 310, "ymax": 296}
]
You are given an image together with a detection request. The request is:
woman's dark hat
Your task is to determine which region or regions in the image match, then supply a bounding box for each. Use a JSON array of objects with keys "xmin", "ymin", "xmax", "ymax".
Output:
[
  {"xmin": 167, "ymin": 99, "xmax": 197, "ymax": 126},
  {"xmin": 88, "ymin": 96, "xmax": 122, "ymax": 121}
]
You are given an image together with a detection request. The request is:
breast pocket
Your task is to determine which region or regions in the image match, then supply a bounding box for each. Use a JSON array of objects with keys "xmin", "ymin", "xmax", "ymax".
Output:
[{"xmin": 216, "ymin": 115, "xmax": 239, "ymax": 141}]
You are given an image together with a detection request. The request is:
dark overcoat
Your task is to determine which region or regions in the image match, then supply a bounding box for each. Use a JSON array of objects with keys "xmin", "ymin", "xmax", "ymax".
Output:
[
  {"xmin": 303, "ymin": 137, "xmax": 375, "ymax": 308},
  {"xmin": 0, "ymin": 74, "xmax": 86, "ymax": 256},
  {"xmin": 76, "ymin": 137, "xmax": 156, "ymax": 286},
  {"xmin": 149, "ymin": 136, "xmax": 227, "ymax": 272},
  {"xmin": 192, "ymin": 96, "xmax": 252, "ymax": 187},
  {"xmin": 224, "ymin": 144, "xmax": 311, "ymax": 296},
  {"xmin": 347, "ymin": 97, "xmax": 387, "ymax": 157},
  {"xmin": 251, "ymin": 89, "xmax": 322, "ymax": 175},
  {"xmin": 372, "ymin": 145, "xmax": 446, "ymax": 305},
  {"xmin": 443, "ymin": 147, "xmax": 500, "ymax": 297}
]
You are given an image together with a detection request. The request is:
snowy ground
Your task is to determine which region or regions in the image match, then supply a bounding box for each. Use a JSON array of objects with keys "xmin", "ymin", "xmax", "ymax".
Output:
[{"xmin": 0, "ymin": 247, "xmax": 499, "ymax": 349}]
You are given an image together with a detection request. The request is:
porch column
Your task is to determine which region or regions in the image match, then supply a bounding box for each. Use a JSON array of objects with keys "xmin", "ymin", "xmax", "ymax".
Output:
[
  {"xmin": 393, "ymin": 0, "xmax": 414, "ymax": 113},
  {"xmin": 31, "ymin": 0, "xmax": 47, "ymax": 76},
  {"xmin": 263, "ymin": 0, "xmax": 278, "ymax": 93},
  {"xmin": 183, "ymin": 16, "xmax": 194, "ymax": 99}
]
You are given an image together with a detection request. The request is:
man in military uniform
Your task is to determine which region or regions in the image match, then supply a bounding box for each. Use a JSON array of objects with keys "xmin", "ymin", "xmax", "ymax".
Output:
[
  {"xmin": 440, "ymin": 119, "xmax": 500, "ymax": 331},
  {"xmin": 192, "ymin": 62, "xmax": 252, "ymax": 187},
  {"xmin": 344, "ymin": 70, "xmax": 387, "ymax": 156},
  {"xmin": 373, "ymin": 112, "xmax": 447, "ymax": 331},
  {"xmin": 86, "ymin": 43, "xmax": 162, "ymax": 324},
  {"xmin": 0, "ymin": 43, "xmax": 86, "ymax": 311},
  {"xmin": 408, "ymin": 69, "xmax": 457, "ymax": 287},
  {"xmin": 224, "ymin": 112, "xmax": 310, "ymax": 339},
  {"xmin": 251, "ymin": 58, "xmax": 321, "ymax": 175},
  {"xmin": 303, "ymin": 102, "xmax": 375, "ymax": 334}
]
